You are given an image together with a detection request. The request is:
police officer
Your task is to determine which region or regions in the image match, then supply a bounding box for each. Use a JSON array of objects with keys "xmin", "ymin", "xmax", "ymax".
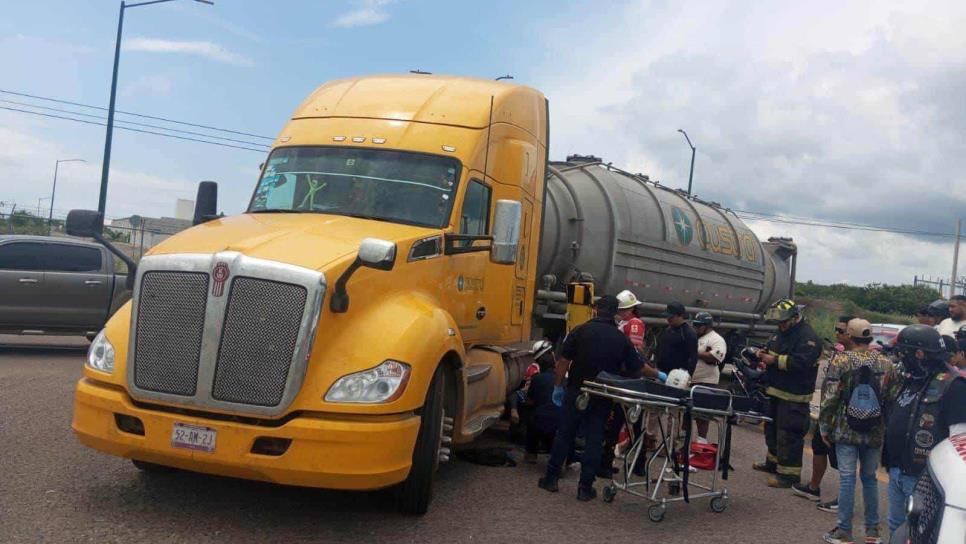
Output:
[
  {"xmin": 538, "ymin": 295, "xmax": 653, "ymax": 501},
  {"xmin": 753, "ymin": 298, "xmax": 822, "ymax": 488},
  {"xmin": 882, "ymin": 325, "xmax": 966, "ymax": 538}
]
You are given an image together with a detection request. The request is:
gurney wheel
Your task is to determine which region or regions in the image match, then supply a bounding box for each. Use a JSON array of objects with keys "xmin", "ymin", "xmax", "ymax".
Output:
[
  {"xmin": 710, "ymin": 495, "xmax": 728, "ymax": 513},
  {"xmin": 647, "ymin": 504, "xmax": 666, "ymax": 523},
  {"xmin": 603, "ymin": 485, "xmax": 617, "ymax": 503}
]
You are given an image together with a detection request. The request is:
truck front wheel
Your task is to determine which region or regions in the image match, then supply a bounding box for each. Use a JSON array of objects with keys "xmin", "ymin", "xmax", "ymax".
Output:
[{"xmin": 396, "ymin": 366, "xmax": 445, "ymax": 515}]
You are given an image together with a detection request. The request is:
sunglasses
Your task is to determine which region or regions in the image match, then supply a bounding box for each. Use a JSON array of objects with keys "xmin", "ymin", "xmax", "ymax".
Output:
[{"xmin": 834, "ymin": 327, "xmax": 847, "ymax": 334}]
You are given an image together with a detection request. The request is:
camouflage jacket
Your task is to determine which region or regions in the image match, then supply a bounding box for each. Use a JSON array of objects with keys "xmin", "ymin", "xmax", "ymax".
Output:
[{"xmin": 819, "ymin": 349, "xmax": 899, "ymax": 447}]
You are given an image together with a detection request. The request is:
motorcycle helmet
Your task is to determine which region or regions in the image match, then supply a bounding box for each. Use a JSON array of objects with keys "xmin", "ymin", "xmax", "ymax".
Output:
[
  {"xmin": 926, "ymin": 299, "xmax": 950, "ymax": 320},
  {"xmin": 530, "ymin": 339, "xmax": 553, "ymax": 361},
  {"xmin": 666, "ymin": 368, "xmax": 691, "ymax": 389}
]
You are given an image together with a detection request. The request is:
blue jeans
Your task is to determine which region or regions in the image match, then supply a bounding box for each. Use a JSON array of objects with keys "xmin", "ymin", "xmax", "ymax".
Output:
[
  {"xmin": 835, "ymin": 443, "xmax": 880, "ymax": 533},
  {"xmin": 887, "ymin": 468, "xmax": 919, "ymax": 535},
  {"xmin": 546, "ymin": 387, "xmax": 610, "ymax": 487}
]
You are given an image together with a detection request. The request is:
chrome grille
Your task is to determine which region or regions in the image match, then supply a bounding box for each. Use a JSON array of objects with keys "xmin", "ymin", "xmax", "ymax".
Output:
[
  {"xmin": 133, "ymin": 271, "xmax": 209, "ymax": 395},
  {"xmin": 910, "ymin": 468, "xmax": 944, "ymax": 544},
  {"xmin": 127, "ymin": 252, "xmax": 325, "ymax": 417},
  {"xmin": 212, "ymin": 277, "xmax": 307, "ymax": 406}
]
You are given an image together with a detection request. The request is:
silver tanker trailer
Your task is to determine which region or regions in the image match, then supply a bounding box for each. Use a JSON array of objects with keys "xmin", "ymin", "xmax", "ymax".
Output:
[{"xmin": 534, "ymin": 155, "xmax": 797, "ymax": 349}]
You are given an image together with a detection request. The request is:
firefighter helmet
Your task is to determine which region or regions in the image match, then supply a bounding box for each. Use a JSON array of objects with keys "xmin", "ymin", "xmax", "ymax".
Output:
[
  {"xmin": 616, "ymin": 290, "xmax": 642, "ymax": 310},
  {"xmin": 765, "ymin": 298, "xmax": 800, "ymax": 323}
]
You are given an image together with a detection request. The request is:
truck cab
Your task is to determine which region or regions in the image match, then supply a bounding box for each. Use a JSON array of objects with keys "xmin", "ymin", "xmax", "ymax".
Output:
[{"xmin": 70, "ymin": 74, "xmax": 548, "ymax": 514}]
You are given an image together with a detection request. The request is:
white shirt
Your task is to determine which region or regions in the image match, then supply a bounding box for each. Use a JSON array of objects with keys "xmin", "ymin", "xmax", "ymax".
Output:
[
  {"xmin": 937, "ymin": 318, "xmax": 966, "ymax": 337},
  {"xmin": 693, "ymin": 330, "xmax": 727, "ymax": 385}
]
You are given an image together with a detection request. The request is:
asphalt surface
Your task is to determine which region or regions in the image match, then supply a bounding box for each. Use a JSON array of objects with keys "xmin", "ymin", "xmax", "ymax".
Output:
[{"xmin": 0, "ymin": 337, "xmax": 892, "ymax": 544}]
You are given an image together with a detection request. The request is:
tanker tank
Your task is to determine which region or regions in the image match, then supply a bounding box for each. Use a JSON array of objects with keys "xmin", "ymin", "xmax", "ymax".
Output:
[{"xmin": 536, "ymin": 155, "xmax": 797, "ymax": 329}]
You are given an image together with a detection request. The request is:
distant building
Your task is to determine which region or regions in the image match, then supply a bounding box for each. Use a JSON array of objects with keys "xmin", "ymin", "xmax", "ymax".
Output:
[
  {"xmin": 110, "ymin": 215, "xmax": 192, "ymax": 252},
  {"xmin": 175, "ymin": 199, "xmax": 194, "ymax": 221}
]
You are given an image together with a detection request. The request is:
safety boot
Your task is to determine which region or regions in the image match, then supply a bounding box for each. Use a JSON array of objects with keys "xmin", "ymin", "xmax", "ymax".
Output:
[{"xmin": 752, "ymin": 460, "xmax": 777, "ymax": 473}]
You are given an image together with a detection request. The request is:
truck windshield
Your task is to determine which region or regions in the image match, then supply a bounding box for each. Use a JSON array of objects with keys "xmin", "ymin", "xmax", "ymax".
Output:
[{"xmin": 248, "ymin": 146, "xmax": 461, "ymax": 228}]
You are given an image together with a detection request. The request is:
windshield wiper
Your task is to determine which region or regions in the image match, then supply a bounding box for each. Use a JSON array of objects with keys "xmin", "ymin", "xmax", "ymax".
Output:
[{"xmin": 248, "ymin": 208, "xmax": 306, "ymax": 214}]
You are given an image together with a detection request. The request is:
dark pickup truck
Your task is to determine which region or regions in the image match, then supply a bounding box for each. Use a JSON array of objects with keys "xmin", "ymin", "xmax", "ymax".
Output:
[{"xmin": 0, "ymin": 235, "xmax": 131, "ymax": 338}]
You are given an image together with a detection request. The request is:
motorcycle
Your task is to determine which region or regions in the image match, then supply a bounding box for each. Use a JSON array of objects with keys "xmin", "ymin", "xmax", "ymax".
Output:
[{"xmin": 727, "ymin": 346, "xmax": 771, "ymax": 422}]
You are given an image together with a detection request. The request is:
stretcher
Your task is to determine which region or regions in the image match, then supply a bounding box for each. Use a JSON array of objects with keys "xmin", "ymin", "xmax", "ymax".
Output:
[{"xmin": 579, "ymin": 373, "xmax": 772, "ymax": 522}]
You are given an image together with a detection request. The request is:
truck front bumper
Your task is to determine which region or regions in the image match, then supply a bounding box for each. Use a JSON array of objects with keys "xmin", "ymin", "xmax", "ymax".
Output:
[{"xmin": 72, "ymin": 378, "xmax": 420, "ymax": 490}]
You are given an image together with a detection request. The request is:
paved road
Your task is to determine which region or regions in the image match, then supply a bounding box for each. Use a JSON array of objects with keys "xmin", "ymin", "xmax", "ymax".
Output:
[{"xmin": 0, "ymin": 339, "xmax": 891, "ymax": 544}]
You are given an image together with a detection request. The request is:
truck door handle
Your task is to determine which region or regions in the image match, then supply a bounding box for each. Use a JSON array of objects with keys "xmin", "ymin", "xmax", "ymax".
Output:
[
  {"xmin": 18, "ymin": 278, "xmax": 38, "ymax": 284},
  {"xmin": 84, "ymin": 280, "xmax": 103, "ymax": 285}
]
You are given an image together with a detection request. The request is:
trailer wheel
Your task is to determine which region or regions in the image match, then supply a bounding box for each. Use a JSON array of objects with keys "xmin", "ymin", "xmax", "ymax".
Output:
[
  {"xmin": 647, "ymin": 504, "xmax": 666, "ymax": 522},
  {"xmin": 131, "ymin": 459, "xmax": 175, "ymax": 474},
  {"xmin": 396, "ymin": 367, "xmax": 445, "ymax": 516}
]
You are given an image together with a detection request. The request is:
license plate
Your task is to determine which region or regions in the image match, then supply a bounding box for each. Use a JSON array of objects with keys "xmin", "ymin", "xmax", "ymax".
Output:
[{"xmin": 171, "ymin": 423, "xmax": 216, "ymax": 453}]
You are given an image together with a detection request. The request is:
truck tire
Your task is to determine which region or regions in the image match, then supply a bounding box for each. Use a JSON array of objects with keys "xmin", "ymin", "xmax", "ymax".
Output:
[{"xmin": 396, "ymin": 367, "xmax": 444, "ymax": 515}]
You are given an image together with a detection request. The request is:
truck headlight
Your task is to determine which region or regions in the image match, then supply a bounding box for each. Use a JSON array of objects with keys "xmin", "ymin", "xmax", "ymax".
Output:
[
  {"xmin": 325, "ymin": 360, "xmax": 411, "ymax": 403},
  {"xmin": 87, "ymin": 330, "xmax": 115, "ymax": 374}
]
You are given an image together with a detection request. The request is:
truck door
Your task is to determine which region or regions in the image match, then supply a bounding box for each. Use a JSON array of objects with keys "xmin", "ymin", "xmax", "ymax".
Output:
[
  {"xmin": 41, "ymin": 243, "xmax": 110, "ymax": 330},
  {"xmin": 451, "ymin": 178, "xmax": 491, "ymax": 342},
  {"xmin": 0, "ymin": 241, "xmax": 46, "ymax": 330},
  {"xmin": 510, "ymin": 199, "xmax": 534, "ymax": 326}
]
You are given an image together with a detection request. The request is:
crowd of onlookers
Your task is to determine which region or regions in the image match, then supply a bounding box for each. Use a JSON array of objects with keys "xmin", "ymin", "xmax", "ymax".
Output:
[{"xmin": 506, "ymin": 292, "xmax": 966, "ymax": 544}]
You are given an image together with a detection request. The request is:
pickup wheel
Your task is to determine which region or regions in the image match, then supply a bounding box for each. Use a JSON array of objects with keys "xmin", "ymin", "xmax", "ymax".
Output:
[{"xmin": 396, "ymin": 367, "xmax": 444, "ymax": 516}]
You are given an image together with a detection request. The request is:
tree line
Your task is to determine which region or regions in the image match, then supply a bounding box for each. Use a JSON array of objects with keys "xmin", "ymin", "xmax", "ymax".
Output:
[{"xmin": 796, "ymin": 281, "xmax": 941, "ymax": 316}]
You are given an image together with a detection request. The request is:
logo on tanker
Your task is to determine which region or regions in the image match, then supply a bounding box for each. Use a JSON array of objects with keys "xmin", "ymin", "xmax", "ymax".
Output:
[
  {"xmin": 212, "ymin": 262, "xmax": 230, "ymax": 297},
  {"xmin": 672, "ymin": 207, "xmax": 693, "ymax": 246}
]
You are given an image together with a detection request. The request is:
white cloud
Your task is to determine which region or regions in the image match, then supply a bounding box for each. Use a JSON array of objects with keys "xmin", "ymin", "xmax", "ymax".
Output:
[
  {"xmin": 120, "ymin": 74, "xmax": 174, "ymax": 98},
  {"xmin": 332, "ymin": 0, "xmax": 396, "ymax": 28},
  {"xmin": 0, "ymin": 123, "xmax": 195, "ymax": 221},
  {"xmin": 533, "ymin": 0, "xmax": 966, "ymax": 285},
  {"xmin": 123, "ymin": 37, "xmax": 254, "ymax": 67}
]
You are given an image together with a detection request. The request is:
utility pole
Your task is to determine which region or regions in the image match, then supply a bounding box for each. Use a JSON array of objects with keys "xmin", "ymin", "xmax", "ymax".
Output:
[
  {"xmin": 952, "ymin": 218, "xmax": 962, "ymax": 298},
  {"xmin": 96, "ymin": 0, "xmax": 214, "ymax": 216}
]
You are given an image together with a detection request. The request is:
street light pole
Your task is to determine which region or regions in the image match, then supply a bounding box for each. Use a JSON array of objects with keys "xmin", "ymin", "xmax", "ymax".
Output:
[
  {"xmin": 677, "ymin": 129, "xmax": 696, "ymax": 196},
  {"xmin": 96, "ymin": 0, "xmax": 214, "ymax": 217},
  {"xmin": 49, "ymin": 158, "xmax": 87, "ymax": 235}
]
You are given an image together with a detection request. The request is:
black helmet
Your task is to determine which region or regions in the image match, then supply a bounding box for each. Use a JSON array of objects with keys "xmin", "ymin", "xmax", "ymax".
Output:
[
  {"xmin": 895, "ymin": 324, "xmax": 944, "ymax": 354},
  {"xmin": 765, "ymin": 298, "xmax": 800, "ymax": 323},
  {"xmin": 692, "ymin": 312, "xmax": 714, "ymax": 327},
  {"xmin": 926, "ymin": 299, "xmax": 950, "ymax": 319}
]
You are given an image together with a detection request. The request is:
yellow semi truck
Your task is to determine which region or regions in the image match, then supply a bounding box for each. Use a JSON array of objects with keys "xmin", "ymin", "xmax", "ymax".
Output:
[
  {"xmin": 67, "ymin": 73, "xmax": 795, "ymax": 515},
  {"xmin": 68, "ymin": 74, "xmax": 548, "ymax": 514}
]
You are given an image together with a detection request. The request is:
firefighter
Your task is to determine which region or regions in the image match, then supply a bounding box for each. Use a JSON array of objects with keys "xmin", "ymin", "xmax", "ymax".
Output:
[{"xmin": 752, "ymin": 298, "xmax": 823, "ymax": 488}]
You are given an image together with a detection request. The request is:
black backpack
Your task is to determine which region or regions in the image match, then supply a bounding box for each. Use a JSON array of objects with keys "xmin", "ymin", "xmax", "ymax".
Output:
[{"xmin": 845, "ymin": 364, "xmax": 883, "ymax": 433}]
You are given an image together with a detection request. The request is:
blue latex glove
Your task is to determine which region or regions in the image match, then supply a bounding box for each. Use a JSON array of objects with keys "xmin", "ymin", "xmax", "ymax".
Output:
[
  {"xmin": 552, "ymin": 386, "xmax": 565, "ymax": 407},
  {"xmin": 657, "ymin": 371, "xmax": 668, "ymax": 383}
]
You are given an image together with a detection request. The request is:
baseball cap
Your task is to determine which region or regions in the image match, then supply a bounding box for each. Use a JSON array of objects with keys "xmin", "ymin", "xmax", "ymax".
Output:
[
  {"xmin": 846, "ymin": 318, "xmax": 873, "ymax": 341},
  {"xmin": 692, "ymin": 311, "xmax": 714, "ymax": 326},
  {"xmin": 660, "ymin": 301, "xmax": 687, "ymax": 318},
  {"xmin": 594, "ymin": 295, "xmax": 620, "ymax": 316}
]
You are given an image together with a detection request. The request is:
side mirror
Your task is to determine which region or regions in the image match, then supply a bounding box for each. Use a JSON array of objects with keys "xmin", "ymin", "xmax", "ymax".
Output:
[
  {"xmin": 358, "ymin": 238, "xmax": 397, "ymax": 271},
  {"xmin": 66, "ymin": 208, "xmax": 138, "ymax": 289},
  {"xmin": 193, "ymin": 181, "xmax": 219, "ymax": 225},
  {"xmin": 490, "ymin": 199, "xmax": 522, "ymax": 264},
  {"xmin": 66, "ymin": 209, "xmax": 104, "ymax": 238},
  {"xmin": 331, "ymin": 238, "xmax": 397, "ymax": 313}
]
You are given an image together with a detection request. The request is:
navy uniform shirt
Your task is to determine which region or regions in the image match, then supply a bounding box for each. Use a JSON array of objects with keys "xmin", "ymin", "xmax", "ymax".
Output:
[{"xmin": 560, "ymin": 316, "xmax": 645, "ymax": 390}]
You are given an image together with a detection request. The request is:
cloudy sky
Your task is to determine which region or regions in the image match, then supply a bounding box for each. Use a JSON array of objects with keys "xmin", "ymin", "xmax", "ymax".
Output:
[{"xmin": 1, "ymin": 0, "xmax": 963, "ymax": 286}]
